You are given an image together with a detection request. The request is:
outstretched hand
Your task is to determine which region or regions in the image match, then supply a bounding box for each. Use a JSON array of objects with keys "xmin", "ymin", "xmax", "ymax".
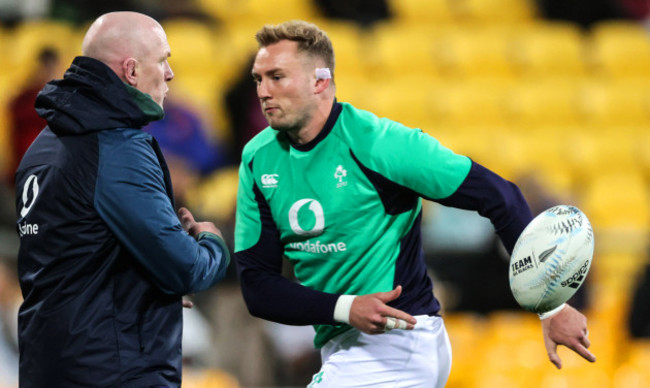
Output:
[
  {"xmin": 541, "ymin": 304, "xmax": 596, "ymax": 369},
  {"xmin": 349, "ymin": 286, "xmax": 417, "ymax": 334},
  {"xmin": 178, "ymin": 207, "xmax": 223, "ymax": 238}
]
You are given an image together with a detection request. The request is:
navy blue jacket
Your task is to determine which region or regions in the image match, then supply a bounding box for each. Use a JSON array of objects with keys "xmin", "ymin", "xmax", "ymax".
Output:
[{"xmin": 14, "ymin": 56, "xmax": 229, "ymax": 387}]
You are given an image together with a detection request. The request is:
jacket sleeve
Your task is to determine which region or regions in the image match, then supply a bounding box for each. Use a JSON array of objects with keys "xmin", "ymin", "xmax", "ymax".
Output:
[
  {"xmin": 94, "ymin": 130, "xmax": 229, "ymax": 295},
  {"xmin": 234, "ymin": 159, "xmax": 339, "ymax": 325}
]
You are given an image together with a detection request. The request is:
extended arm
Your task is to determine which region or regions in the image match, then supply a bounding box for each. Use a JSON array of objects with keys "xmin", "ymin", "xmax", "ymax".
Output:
[
  {"xmin": 438, "ymin": 161, "xmax": 594, "ymax": 367},
  {"xmin": 95, "ymin": 135, "xmax": 229, "ymax": 295}
]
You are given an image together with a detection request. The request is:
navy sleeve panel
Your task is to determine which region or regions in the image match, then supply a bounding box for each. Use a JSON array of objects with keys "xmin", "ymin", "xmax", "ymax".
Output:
[
  {"xmin": 235, "ymin": 181, "xmax": 339, "ymax": 326},
  {"xmin": 436, "ymin": 161, "xmax": 533, "ymax": 254},
  {"xmin": 95, "ymin": 130, "xmax": 229, "ymax": 295}
]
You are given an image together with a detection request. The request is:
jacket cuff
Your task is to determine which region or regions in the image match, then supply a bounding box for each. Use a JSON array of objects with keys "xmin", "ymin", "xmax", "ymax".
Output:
[{"xmin": 197, "ymin": 231, "xmax": 231, "ymax": 266}]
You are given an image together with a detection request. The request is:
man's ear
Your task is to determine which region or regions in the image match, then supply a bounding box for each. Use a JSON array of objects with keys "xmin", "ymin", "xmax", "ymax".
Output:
[
  {"xmin": 314, "ymin": 77, "xmax": 331, "ymax": 95},
  {"xmin": 122, "ymin": 58, "xmax": 138, "ymax": 86}
]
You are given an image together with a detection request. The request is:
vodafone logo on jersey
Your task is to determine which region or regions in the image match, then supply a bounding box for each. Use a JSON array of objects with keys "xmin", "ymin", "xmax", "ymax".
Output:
[
  {"xmin": 287, "ymin": 199, "xmax": 347, "ymax": 254},
  {"xmin": 288, "ymin": 199, "xmax": 324, "ymax": 236}
]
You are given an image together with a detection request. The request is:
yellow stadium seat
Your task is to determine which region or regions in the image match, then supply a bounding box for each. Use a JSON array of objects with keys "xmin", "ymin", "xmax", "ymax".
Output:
[
  {"xmin": 455, "ymin": 0, "xmax": 537, "ymax": 25},
  {"xmin": 512, "ymin": 22, "xmax": 587, "ymax": 78},
  {"xmin": 163, "ymin": 19, "xmax": 218, "ymax": 71},
  {"xmin": 589, "ymin": 21, "xmax": 650, "ymax": 78},
  {"xmin": 182, "ymin": 367, "xmax": 240, "ymax": 388},
  {"xmin": 564, "ymin": 128, "xmax": 638, "ymax": 181},
  {"xmin": 435, "ymin": 27, "xmax": 516, "ymax": 79},
  {"xmin": 198, "ymin": 0, "xmax": 317, "ymax": 26},
  {"xmin": 316, "ymin": 20, "xmax": 368, "ymax": 79},
  {"xmin": 613, "ymin": 364, "xmax": 650, "ymax": 388},
  {"xmin": 186, "ymin": 166, "xmax": 239, "ymax": 223},
  {"xmin": 580, "ymin": 80, "xmax": 650, "ymax": 126},
  {"xmin": 368, "ymin": 22, "xmax": 441, "ymax": 79},
  {"xmin": 363, "ymin": 76, "xmax": 438, "ymax": 129},
  {"xmin": 580, "ymin": 170, "xmax": 650, "ymax": 232},
  {"xmin": 334, "ymin": 74, "xmax": 371, "ymax": 109},
  {"xmin": 633, "ymin": 130, "xmax": 650, "ymax": 176},
  {"xmin": 430, "ymin": 79, "xmax": 511, "ymax": 127},
  {"xmin": 505, "ymin": 78, "xmax": 583, "ymax": 127},
  {"xmin": 388, "ymin": 0, "xmax": 454, "ymax": 24}
]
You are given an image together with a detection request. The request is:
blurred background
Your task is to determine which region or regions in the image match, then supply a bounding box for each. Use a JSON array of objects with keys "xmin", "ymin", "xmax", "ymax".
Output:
[{"xmin": 1, "ymin": 0, "xmax": 650, "ymax": 387}]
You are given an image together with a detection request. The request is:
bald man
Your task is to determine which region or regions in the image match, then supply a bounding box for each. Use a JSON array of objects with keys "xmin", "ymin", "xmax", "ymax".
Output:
[{"xmin": 14, "ymin": 12, "xmax": 230, "ymax": 387}]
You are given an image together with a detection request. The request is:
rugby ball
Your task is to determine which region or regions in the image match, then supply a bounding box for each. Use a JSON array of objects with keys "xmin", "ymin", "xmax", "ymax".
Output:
[{"xmin": 509, "ymin": 205, "xmax": 594, "ymax": 314}]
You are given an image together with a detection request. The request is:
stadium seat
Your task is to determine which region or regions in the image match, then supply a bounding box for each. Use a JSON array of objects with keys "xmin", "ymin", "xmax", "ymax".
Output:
[
  {"xmin": 198, "ymin": 0, "xmax": 317, "ymax": 26},
  {"xmin": 186, "ymin": 166, "xmax": 239, "ymax": 223},
  {"xmin": 565, "ymin": 128, "xmax": 638, "ymax": 181},
  {"xmin": 435, "ymin": 27, "xmax": 515, "ymax": 79},
  {"xmin": 512, "ymin": 22, "xmax": 587, "ymax": 78},
  {"xmin": 363, "ymin": 76, "xmax": 438, "ymax": 129},
  {"xmin": 163, "ymin": 19, "xmax": 219, "ymax": 73},
  {"xmin": 456, "ymin": 0, "xmax": 537, "ymax": 25},
  {"xmin": 580, "ymin": 79, "xmax": 650, "ymax": 127},
  {"xmin": 589, "ymin": 21, "xmax": 650, "ymax": 79},
  {"xmin": 613, "ymin": 364, "xmax": 650, "ymax": 388},
  {"xmin": 387, "ymin": 0, "xmax": 455, "ymax": 24},
  {"xmin": 317, "ymin": 20, "xmax": 368, "ymax": 79},
  {"xmin": 504, "ymin": 78, "xmax": 583, "ymax": 127},
  {"xmin": 580, "ymin": 170, "xmax": 650, "ymax": 237},
  {"xmin": 368, "ymin": 22, "xmax": 441, "ymax": 79},
  {"xmin": 430, "ymin": 79, "xmax": 511, "ymax": 128}
]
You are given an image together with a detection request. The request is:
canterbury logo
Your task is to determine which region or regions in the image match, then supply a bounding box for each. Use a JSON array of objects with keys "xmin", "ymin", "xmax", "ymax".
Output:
[
  {"xmin": 288, "ymin": 199, "xmax": 324, "ymax": 236},
  {"xmin": 20, "ymin": 174, "xmax": 39, "ymax": 218},
  {"xmin": 261, "ymin": 174, "xmax": 279, "ymax": 188}
]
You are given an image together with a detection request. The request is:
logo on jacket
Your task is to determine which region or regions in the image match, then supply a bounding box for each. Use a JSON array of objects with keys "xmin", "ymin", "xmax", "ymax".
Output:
[
  {"xmin": 262, "ymin": 174, "xmax": 279, "ymax": 188},
  {"xmin": 334, "ymin": 165, "xmax": 347, "ymax": 188},
  {"xmin": 18, "ymin": 174, "xmax": 40, "ymax": 237},
  {"xmin": 20, "ymin": 175, "xmax": 39, "ymax": 218}
]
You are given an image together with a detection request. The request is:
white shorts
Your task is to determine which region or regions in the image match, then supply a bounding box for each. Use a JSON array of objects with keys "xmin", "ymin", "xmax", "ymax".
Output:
[{"xmin": 307, "ymin": 315, "xmax": 452, "ymax": 388}]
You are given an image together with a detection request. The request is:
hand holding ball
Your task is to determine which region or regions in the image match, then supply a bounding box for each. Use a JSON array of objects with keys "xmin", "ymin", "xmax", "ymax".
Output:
[{"xmin": 509, "ymin": 205, "xmax": 594, "ymax": 314}]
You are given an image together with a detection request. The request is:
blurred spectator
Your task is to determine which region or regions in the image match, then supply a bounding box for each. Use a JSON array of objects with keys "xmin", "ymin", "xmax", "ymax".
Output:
[
  {"xmin": 534, "ymin": 0, "xmax": 628, "ymax": 29},
  {"xmin": 312, "ymin": 0, "xmax": 392, "ymax": 27},
  {"xmin": 224, "ymin": 56, "xmax": 268, "ymax": 164},
  {"xmin": 0, "ymin": 0, "xmax": 50, "ymax": 27},
  {"xmin": 143, "ymin": 96, "xmax": 233, "ymax": 207},
  {"xmin": 628, "ymin": 261, "xmax": 650, "ymax": 338},
  {"xmin": 6, "ymin": 46, "xmax": 60, "ymax": 186},
  {"xmin": 0, "ymin": 257, "xmax": 19, "ymax": 387}
]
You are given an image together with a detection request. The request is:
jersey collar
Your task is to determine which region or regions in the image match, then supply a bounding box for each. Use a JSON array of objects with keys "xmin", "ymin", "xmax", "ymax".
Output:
[{"xmin": 290, "ymin": 99, "xmax": 342, "ymax": 152}]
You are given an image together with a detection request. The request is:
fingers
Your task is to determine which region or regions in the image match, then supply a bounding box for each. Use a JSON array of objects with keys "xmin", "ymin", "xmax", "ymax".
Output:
[
  {"xmin": 182, "ymin": 296, "xmax": 194, "ymax": 309},
  {"xmin": 548, "ymin": 351, "xmax": 562, "ymax": 370},
  {"xmin": 571, "ymin": 342, "xmax": 596, "ymax": 363},
  {"xmin": 383, "ymin": 317, "xmax": 410, "ymax": 331},
  {"xmin": 543, "ymin": 335, "xmax": 562, "ymax": 369},
  {"xmin": 383, "ymin": 306, "xmax": 417, "ymax": 326},
  {"xmin": 377, "ymin": 285, "xmax": 402, "ymax": 304},
  {"xmin": 178, "ymin": 207, "xmax": 195, "ymax": 231}
]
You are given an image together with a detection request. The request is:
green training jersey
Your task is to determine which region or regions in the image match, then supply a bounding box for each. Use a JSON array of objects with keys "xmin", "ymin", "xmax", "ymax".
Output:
[{"xmin": 235, "ymin": 102, "xmax": 472, "ymax": 347}]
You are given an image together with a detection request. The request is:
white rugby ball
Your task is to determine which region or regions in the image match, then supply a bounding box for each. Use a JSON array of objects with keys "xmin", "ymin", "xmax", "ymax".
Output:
[{"xmin": 509, "ymin": 205, "xmax": 594, "ymax": 314}]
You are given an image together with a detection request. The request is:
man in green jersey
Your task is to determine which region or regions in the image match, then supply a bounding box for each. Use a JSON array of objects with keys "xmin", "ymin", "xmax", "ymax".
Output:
[{"xmin": 234, "ymin": 20, "xmax": 595, "ymax": 387}]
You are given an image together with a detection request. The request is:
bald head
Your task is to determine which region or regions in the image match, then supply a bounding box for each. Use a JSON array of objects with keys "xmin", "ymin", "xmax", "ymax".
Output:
[
  {"xmin": 81, "ymin": 11, "xmax": 174, "ymax": 108},
  {"xmin": 82, "ymin": 12, "xmax": 163, "ymax": 70}
]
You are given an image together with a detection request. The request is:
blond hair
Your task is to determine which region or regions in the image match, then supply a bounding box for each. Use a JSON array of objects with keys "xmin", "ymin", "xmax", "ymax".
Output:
[{"xmin": 255, "ymin": 20, "xmax": 335, "ymax": 74}]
